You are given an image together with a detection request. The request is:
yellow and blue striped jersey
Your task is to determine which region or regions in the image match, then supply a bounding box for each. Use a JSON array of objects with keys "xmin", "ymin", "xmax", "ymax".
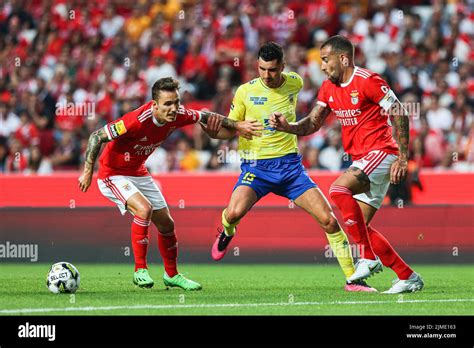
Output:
[{"xmin": 229, "ymin": 72, "xmax": 303, "ymax": 160}]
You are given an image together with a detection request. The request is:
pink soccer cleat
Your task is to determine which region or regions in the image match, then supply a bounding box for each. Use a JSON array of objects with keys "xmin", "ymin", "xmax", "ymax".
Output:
[
  {"xmin": 211, "ymin": 227, "xmax": 234, "ymax": 261},
  {"xmin": 344, "ymin": 279, "xmax": 378, "ymax": 292}
]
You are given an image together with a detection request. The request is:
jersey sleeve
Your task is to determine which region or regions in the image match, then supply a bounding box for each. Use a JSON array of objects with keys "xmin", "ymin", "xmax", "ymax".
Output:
[
  {"xmin": 103, "ymin": 112, "xmax": 138, "ymax": 141},
  {"xmin": 228, "ymin": 85, "xmax": 246, "ymax": 121},
  {"xmin": 365, "ymin": 74, "xmax": 399, "ymax": 111},
  {"xmin": 316, "ymin": 80, "xmax": 330, "ymax": 108},
  {"xmin": 176, "ymin": 106, "xmax": 202, "ymax": 127}
]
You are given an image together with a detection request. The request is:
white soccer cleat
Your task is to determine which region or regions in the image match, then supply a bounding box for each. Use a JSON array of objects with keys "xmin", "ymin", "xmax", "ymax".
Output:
[
  {"xmin": 347, "ymin": 257, "xmax": 383, "ymax": 282},
  {"xmin": 382, "ymin": 272, "xmax": 424, "ymax": 294}
]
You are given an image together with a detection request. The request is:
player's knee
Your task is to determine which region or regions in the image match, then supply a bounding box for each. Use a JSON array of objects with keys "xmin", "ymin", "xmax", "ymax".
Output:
[
  {"xmin": 225, "ymin": 206, "xmax": 245, "ymax": 224},
  {"xmin": 136, "ymin": 203, "xmax": 153, "ymax": 220},
  {"xmin": 320, "ymin": 214, "xmax": 339, "ymax": 234},
  {"xmin": 157, "ymin": 216, "xmax": 175, "ymax": 235}
]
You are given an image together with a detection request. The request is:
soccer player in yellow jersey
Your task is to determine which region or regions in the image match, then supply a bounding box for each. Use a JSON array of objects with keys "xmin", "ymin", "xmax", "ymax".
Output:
[{"xmin": 204, "ymin": 42, "xmax": 376, "ymax": 292}]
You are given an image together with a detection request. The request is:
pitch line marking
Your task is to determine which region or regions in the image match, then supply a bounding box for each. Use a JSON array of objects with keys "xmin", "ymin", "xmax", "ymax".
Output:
[{"xmin": 1, "ymin": 298, "xmax": 473, "ymax": 314}]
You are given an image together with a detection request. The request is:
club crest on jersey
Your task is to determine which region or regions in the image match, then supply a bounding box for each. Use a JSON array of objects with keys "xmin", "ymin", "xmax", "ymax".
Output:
[
  {"xmin": 350, "ymin": 91, "xmax": 359, "ymax": 105},
  {"xmin": 289, "ymin": 94, "xmax": 294, "ymax": 104},
  {"xmin": 249, "ymin": 96, "xmax": 268, "ymax": 105}
]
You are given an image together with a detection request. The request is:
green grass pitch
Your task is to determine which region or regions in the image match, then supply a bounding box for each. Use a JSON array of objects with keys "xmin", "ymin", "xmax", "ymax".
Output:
[{"xmin": 0, "ymin": 264, "xmax": 473, "ymax": 315}]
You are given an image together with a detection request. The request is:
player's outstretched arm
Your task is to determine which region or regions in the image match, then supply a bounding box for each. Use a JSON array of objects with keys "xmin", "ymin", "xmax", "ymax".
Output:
[
  {"xmin": 389, "ymin": 101, "xmax": 410, "ymax": 184},
  {"xmin": 200, "ymin": 111, "xmax": 263, "ymax": 140},
  {"xmin": 78, "ymin": 128, "xmax": 110, "ymax": 192},
  {"xmin": 269, "ymin": 104, "xmax": 331, "ymax": 136}
]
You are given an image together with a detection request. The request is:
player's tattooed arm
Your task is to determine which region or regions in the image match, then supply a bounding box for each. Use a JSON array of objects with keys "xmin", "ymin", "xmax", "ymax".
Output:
[
  {"xmin": 391, "ymin": 102, "xmax": 410, "ymax": 160},
  {"xmin": 79, "ymin": 128, "xmax": 109, "ymax": 192},
  {"xmin": 269, "ymin": 104, "xmax": 331, "ymax": 136},
  {"xmin": 389, "ymin": 101, "xmax": 410, "ymax": 184},
  {"xmin": 84, "ymin": 128, "xmax": 109, "ymax": 172},
  {"xmin": 200, "ymin": 111, "xmax": 263, "ymax": 140},
  {"xmin": 200, "ymin": 111, "xmax": 238, "ymax": 130}
]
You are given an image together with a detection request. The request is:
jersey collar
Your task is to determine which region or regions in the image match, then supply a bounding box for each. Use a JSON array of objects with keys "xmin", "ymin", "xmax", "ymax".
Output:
[
  {"xmin": 340, "ymin": 66, "xmax": 358, "ymax": 88},
  {"xmin": 258, "ymin": 74, "xmax": 287, "ymax": 90}
]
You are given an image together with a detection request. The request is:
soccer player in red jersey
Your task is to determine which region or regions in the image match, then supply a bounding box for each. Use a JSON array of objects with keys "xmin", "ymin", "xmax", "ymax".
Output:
[
  {"xmin": 270, "ymin": 35, "xmax": 424, "ymax": 293},
  {"xmin": 78, "ymin": 77, "xmax": 259, "ymax": 290}
]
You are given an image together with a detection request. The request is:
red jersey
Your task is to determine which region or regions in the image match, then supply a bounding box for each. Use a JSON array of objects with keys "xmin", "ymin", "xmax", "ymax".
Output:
[
  {"xmin": 98, "ymin": 101, "xmax": 201, "ymax": 178},
  {"xmin": 317, "ymin": 67, "xmax": 399, "ymax": 160}
]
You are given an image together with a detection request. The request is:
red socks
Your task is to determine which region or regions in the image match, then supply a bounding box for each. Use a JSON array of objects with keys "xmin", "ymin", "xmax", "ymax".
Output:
[
  {"xmin": 328, "ymin": 184, "xmax": 414, "ymax": 280},
  {"xmin": 367, "ymin": 225, "xmax": 413, "ymax": 280},
  {"xmin": 329, "ymin": 185, "xmax": 377, "ymax": 260},
  {"xmin": 131, "ymin": 216, "xmax": 151, "ymax": 271},
  {"xmin": 158, "ymin": 232, "xmax": 179, "ymax": 277}
]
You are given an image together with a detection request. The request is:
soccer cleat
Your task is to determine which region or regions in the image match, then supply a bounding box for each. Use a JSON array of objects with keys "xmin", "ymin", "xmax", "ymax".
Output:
[
  {"xmin": 163, "ymin": 273, "xmax": 202, "ymax": 291},
  {"xmin": 347, "ymin": 257, "xmax": 383, "ymax": 282},
  {"xmin": 382, "ymin": 272, "xmax": 424, "ymax": 294},
  {"xmin": 133, "ymin": 268, "xmax": 154, "ymax": 288},
  {"xmin": 345, "ymin": 279, "xmax": 378, "ymax": 292},
  {"xmin": 211, "ymin": 227, "xmax": 234, "ymax": 261}
]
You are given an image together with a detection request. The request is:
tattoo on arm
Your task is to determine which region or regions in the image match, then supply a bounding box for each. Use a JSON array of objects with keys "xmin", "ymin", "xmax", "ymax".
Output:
[
  {"xmin": 200, "ymin": 111, "xmax": 238, "ymax": 130},
  {"xmin": 392, "ymin": 102, "xmax": 410, "ymax": 159},
  {"xmin": 84, "ymin": 128, "xmax": 109, "ymax": 173},
  {"xmin": 221, "ymin": 117, "xmax": 237, "ymax": 129},
  {"xmin": 289, "ymin": 104, "xmax": 330, "ymax": 136}
]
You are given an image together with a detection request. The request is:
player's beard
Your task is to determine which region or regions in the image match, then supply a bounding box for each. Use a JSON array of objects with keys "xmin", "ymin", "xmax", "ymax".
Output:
[{"xmin": 328, "ymin": 72, "xmax": 340, "ymax": 84}]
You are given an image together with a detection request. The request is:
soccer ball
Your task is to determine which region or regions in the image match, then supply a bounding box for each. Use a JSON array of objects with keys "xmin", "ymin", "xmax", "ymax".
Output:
[{"xmin": 46, "ymin": 262, "xmax": 80, "ymax": 294}]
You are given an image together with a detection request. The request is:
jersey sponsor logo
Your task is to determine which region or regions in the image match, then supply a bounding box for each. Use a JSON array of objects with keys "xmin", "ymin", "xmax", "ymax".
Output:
[
  {"xmin": 133, "ymin": 142, "xmax": 162, "ymax": 155},
  {"xmin": 334, "ymin": 108, "xmax": 362, "ymax": 118},
  {"xmin": 109, "ymin": 120, "xmax": 127, "ymax": 138},
  {"xmin": 334, "ymin": 108, "xmax": 361, "ymax": 126},
  {"xmin": 122, "ymin": 183, "xmax": 131, "ymax": 191},
  {"xmin": 344, "ymin": 219, "xmax": 357, "ymax": 226},
  {"xmin": 263, "ymin": 119, "xmax": 276, "ymax": 134},
  {"xmin": 249, "ymin": 79, "xmax": 257, "ymax": 84},
  {"xmin": 249, "ymin": 96, "xmax": 268, "ymax": 105},
  {"xmin": 350, "ymin": 90, "xmax": 359, "ymax": 105}
]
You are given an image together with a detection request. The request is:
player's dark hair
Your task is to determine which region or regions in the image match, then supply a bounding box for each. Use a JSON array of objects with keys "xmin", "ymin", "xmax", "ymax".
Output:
[
  {"xmin": 320, "ymin": 35, "xmax": 354, "ymax": 59},
  {"xmin": 152, "ymin": 77, "xmax": 180, "ymax": 100},
  {"xmin": 258, "ymin": 42, "xmax": 284, "ymax": 63}
]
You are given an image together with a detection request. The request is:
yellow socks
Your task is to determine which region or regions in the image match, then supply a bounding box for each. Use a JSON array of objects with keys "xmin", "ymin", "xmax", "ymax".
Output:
[
  {"xmin": 222, "ymin": 209, "xmax": 239, "ymax": 236},
  {"xmin": 326, "ymin": 230, "xmax": 355, "ymax": 279}
]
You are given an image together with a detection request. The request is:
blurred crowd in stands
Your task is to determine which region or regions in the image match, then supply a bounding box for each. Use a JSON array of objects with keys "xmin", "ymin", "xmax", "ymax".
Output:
[{"xmin": 0, "ymin": 0, "xmax": 473, "ymax": 178}]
